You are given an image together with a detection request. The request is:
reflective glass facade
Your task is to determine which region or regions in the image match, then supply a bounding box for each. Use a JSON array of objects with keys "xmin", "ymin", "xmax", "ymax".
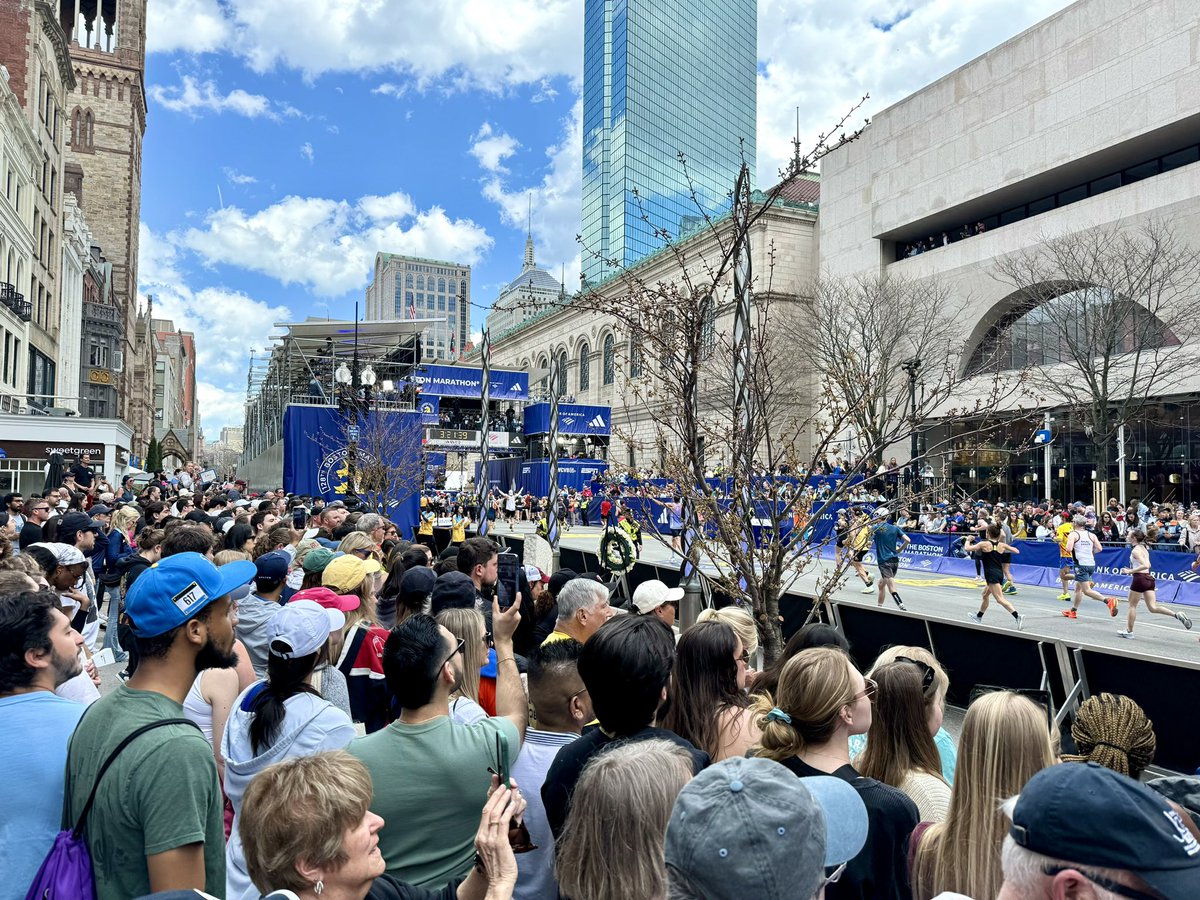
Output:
[{"xmin": 582, "ymin": 0, "xmax": 756, "ymax": 285}]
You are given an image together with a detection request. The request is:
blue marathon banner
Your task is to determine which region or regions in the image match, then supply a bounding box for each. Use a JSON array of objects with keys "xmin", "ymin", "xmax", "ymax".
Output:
[
  {"xmin": 282, "ymin": 406, "xmax": 421, "ymax": 535},
  {"xmin": 418, "ymin": 396, "xmax": 440, "ymax": 425},
  {"xmin": 523, "ymin": 402, "xmax": 612, "ymax": 436},
  {"xmin": 411, "ymin": 364, "xmax": 529, "ymax": 401},
  {"xmin": 520, "ymin": 458, "xmax": 610, "ymax": 495},
  {"xmin": 424, "ymin": 452, "xmax": 446, "ymax": 484},
  {"xmin": 477, "ymin": 457, "xmax": 524, "ymax": 493}
]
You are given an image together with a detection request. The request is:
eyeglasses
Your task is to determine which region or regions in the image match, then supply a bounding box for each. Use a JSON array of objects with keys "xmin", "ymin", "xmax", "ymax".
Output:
[
  {"xmin": 848, "ymin": 678, "xmax": 877, "ymax": 704},
  {"xmin": 737, "ymin": 650, "xmax": 751, "ymax": 664},
  {"xmin": 351, "ymin": 548, "xmax": 372, "ymax": 559},
  {"xmin": 1040, "ymin": 867, "xmax": 1161, "ymax": 900},
  {"xmin": 822, "ymin": 862, "xmax": 847, "ymax": 889},
  {"xmin": 439, "ymin": 637, "xmax": 465, "ymax": 671},
  {"xmin": 895, "ymin": 656, "xmax": 936, "ymax": 692},
  {"xmin": 568, "ymin": 686, "xmax": 589, "ymax": 708}
]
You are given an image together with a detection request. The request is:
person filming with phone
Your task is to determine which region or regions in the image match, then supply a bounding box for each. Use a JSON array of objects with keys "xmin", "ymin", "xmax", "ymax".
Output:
[{"xmin": 348, "ymin": 590, "xmax": 528, "ymax": 890}]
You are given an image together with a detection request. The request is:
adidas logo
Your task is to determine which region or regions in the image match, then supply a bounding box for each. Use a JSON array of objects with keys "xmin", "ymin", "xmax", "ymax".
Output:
[{"xmin": 588, "ymin": 414, "xmax": 606, "ymax": 428}]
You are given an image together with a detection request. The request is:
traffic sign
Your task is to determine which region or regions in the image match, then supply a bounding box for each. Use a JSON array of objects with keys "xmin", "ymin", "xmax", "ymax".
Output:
[{"xmin": 1033, "ymin": 428, "xmax": 1053, "ymax": 445}]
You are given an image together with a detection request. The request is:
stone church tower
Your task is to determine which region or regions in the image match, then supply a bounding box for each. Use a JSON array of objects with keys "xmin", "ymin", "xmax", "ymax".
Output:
[{"xmin": 59, "ymin": 0, "xmax": 151, "ymax": 454}]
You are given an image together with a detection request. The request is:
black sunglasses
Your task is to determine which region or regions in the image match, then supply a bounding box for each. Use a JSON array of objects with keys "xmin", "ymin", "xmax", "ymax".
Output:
[{"xmin": 439, "ymin": 638, "xmax": 465, "ymax": 671}]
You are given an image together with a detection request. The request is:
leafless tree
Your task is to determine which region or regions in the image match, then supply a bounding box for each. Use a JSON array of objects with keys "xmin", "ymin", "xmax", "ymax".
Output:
[
  {"xmin": 990, "ymin": 220, "xmax": 1200, "ymax": 496},
  {"xmin": 315, "ymin": 407, "xmax": 426, "ymax": 515}
]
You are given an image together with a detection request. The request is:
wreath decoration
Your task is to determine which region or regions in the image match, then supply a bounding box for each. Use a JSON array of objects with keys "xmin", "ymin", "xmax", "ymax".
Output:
[{"xmin": 600, "ymin": 527, "xmax": 637, "ymax": 573}]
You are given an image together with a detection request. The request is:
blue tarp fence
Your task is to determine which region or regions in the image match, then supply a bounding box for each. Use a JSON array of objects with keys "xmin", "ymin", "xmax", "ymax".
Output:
[{"xmin": 282, "ymin": 406, "xmax": 421, "ymax": 536}]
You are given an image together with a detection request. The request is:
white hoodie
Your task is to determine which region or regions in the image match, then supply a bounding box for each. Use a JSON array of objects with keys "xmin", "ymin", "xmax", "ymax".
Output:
[{"xmin": 221, "ymin": 682, "xmax": 357, "ymax": 900}]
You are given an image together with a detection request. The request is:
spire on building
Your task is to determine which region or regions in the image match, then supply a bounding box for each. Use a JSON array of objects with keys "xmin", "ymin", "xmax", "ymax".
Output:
[{"xmin": 524, "ymin": 193, "xmax": 535, "ymax": 269}]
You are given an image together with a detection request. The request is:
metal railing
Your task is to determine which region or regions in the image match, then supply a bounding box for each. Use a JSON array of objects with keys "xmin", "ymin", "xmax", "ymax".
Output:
[{"xmin": 0, "ymin": 282, "xmax": 31, "ymax": 322}]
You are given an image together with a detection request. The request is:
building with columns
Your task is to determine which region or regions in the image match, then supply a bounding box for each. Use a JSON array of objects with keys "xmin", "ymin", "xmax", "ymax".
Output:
[
  {"xmin": 818, "ymin": 0, "xmax": 1200, "ymax": 505},
  {"xmin": 483, "ymin": 174, "xmax": 820, "ymax": 470}
]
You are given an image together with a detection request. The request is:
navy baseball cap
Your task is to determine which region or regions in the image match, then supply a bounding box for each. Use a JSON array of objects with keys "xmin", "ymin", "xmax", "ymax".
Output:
[
  {"xmin": 125, "ymin": 552, "xmax": 257, "ymax": 637},
  {"xmin": 1010, "ymin": 761, "xmax": 1200, "ymax": 900},
  {"xmin": 255, "ymin": 551, "xmax": 290, "ymax": 581}
]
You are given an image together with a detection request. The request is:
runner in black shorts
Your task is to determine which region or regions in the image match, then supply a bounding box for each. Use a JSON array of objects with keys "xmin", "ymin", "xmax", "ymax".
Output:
[{"xmin": 963, "ymin": 524, "xmax": 1024, "ymax": 630}]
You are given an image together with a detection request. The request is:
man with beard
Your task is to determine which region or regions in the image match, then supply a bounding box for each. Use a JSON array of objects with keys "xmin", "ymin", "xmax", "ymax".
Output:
[
  {"xmin": 349, "ymin": 599, "xmax": 527, "ymax": 888},
  {"xmin": 63, "ymin": 551, "xmax": 255, "ymax": 900},
  {"xmin": 0, "ymin": 591, "xmax": 86, "ymax": 891}
]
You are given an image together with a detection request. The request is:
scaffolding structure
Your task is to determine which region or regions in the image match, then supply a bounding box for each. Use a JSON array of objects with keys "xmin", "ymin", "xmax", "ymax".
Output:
[{"xmin": 241, "ymin": 317, "xmax": 436, "ymax": 463}]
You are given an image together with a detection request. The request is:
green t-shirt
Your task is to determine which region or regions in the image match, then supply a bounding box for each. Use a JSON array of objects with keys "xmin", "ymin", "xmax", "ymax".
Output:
[
  {"xmin": 350, "ymin": 713, "xmax": 520, "ymax": 889},
  {"xmin": 63, "ymin": 685, "xmax": 225, "ymax": 900}
]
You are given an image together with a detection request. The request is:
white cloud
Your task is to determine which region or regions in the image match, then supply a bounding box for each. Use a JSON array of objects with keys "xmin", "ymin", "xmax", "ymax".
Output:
[
  {"xmin": 469, "ymin": 123, "xmax": 520, "ymax": 173},
  {"xmin": 223, "ymin": 167, "xmax": 257, "ymax": 185},
  {"xmin": 139, "ymin": 223, "xmax": 292, "ymax": 434},
  {"xmin": 300, "ymin": 142, "xmax": 315, "ymax": 163},
  {"xmin": 756, "ymin": 0, "xmax": 1073, "ymax": 179},
  {"xmin": 147, "ymin": 0, "xmax": 583, "ymax": 93},
  {"xmin": 178, "ymin": 192, "xmax": 494, "ymax": 296},
  {"xmin": 372, "ymin": 83, "xmax": 407, "ymax": 99},
  {"xmin": 480, "ymin": 99, "xmax": 583, "ymax": 290},
  {"xmin": 149, "ymin": 75, "xmax": 298, "ymax": 120},
  {"xmin": 145, "ymin": 0, "xmax": 231, "ymax": 54}
]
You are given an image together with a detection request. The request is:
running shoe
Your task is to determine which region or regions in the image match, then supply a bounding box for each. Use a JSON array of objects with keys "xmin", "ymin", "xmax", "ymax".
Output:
[
  {"xmin": 974, "ymin": 576, "xmax": 984, "ymax": 585},
  {"xmin": 1002, "ymin": 583, "xmax": 1018, "ymax": 594},
  {"xmin": 1061, "ymin": 609, "xmax": 1077, "ymax": 619},
  {"xmin": 1056, "ymin": 592, "xmax": 1071, "ymax": 602},
  {"xmin": 1105, "ymin": 597, "xmax": 1118, "ymax": 617},
  {"xmin": 1176, "ymin": 611, "xmax": 1193, "ymax": 630},
  {"xmin": 1117, "ymin": 630, "xmax": 1135, "ymax": 639},
  {"xmin": 967, "ymin": 612, "xmax": 983, "ymax": 624},
  {"xmin": 860, "ymin": 585, "xmax": 875, "ymax": 594},
  {"xmin": 894, "ymin": 598, "xmax": 907, "ymax": 611},
  {"xmin": 1015, "ymin": 613, "xmax": 1026, "ymax": 631}
]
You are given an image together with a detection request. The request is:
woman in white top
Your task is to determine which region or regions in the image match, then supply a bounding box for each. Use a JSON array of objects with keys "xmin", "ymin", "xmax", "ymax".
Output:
[
  {"xmin": 857, "ymin": 659, "xmax": 952, "ymax": 822},
  {"xmin": 183, "ymin": 666, "xmax": 241, "ymax": 782}
]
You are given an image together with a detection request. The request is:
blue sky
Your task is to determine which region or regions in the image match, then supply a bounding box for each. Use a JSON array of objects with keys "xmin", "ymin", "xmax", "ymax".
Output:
[{"xmin": 138, "ymin": 0, "xmax": 1071, "ymax": 436}]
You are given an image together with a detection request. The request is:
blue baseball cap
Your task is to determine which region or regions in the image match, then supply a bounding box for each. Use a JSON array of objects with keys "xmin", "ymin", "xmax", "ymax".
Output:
[
  {"xmin": 125, "ymin": 552, "xmax": 257, "ymax": 638},
  {"xmin": 1011, "ymin": 761, "xmax": 1200, "ymax": 900},
  {"xmin": 255, "ymin": 550, "xmax": 290, "ymax": 581}
]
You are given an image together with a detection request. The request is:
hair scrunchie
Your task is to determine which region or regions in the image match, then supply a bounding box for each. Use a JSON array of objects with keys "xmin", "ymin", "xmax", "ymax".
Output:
[{"xmin": 765, "ymin": 707, "xmax": 792, "ymax": 725}]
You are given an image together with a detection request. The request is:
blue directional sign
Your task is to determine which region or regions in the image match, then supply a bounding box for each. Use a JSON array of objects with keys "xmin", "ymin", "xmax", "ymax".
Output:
[{"xmin": 1033, "ymin": 429, "xmax": 1053, "ymax": 445}]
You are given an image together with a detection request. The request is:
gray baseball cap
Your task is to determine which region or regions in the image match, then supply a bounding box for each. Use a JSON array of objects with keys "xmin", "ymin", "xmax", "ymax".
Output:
[{"xmin": 664, "ymin": 756, "xmax": 868, "ymax": 900}]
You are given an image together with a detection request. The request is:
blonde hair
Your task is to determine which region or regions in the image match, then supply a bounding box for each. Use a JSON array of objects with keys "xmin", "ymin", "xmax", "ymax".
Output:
[
  {"xmin": 436, "ymin": 607, "xmax": 487, "ymax": 704},
  {"xmin": 912, "ymin": 692, "xmax": 1054, "ymax": 900},
  {"xmin": 696, "ymin": 605, "xmax": 758, "ymax": 656},
  {"xmin": 214, "ymin": 549, "xmax": 252, "ymax": 566},
  {"xmin": 111, "ymin": 506, "xmax": 140, "ymax": 535},
  {"xmin": 337, "ymin": 532, "xmax": 377, "ymax": 556},
  {"xmin": 1062, "ymin": 693, "xmax": 1156, "ymax": 778},
  {"xmin": 867, "ymin": 645, "xmax": 949, "ymax": 708},
  {"xmin": 751, "ymin": 646, "xmax": 855, "ymax": 762},
  {"xmin": 239, "ymin": 750, "xmax": 373, "ymax": 894},
  {"xmin": 556, "ymin": 739, "xmax": 693, "ymax": 900},
  {"xmin": 857, "ymin": 661, "xmax": 946, "ymax": 789}
]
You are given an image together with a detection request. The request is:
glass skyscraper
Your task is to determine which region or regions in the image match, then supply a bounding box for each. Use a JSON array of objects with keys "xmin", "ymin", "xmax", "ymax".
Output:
[{"xmin": 582, "ymin": 0, "xmax": 756, "ymax": 285}]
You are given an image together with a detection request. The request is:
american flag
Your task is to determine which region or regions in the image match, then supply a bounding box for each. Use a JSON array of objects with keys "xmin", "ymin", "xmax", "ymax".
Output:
[
  {"xmin": 449, "ymin": 332, "xmax": 456, "ymax": 355},
  {"xmin": 408, "ymin": 298, "xmax": 416, "ymax": 319}
]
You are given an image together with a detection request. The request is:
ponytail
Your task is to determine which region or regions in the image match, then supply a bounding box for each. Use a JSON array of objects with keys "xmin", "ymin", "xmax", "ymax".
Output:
[
  {"xmin": 249, "ymin": 651, "xmax": 321, "ymax": 754},
  {"xmin": 750, "ymin": 691, "xmax": 806, "ymax": 762}
]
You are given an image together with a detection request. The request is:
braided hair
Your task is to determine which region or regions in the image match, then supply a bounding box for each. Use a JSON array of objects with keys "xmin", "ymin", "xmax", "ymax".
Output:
[{"xmin": 1063, "ymin": 693, "xmax": 1156, "ymax": 778}]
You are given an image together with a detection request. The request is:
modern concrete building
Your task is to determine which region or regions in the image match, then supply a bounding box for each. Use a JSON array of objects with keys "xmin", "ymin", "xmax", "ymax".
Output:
[
  {"xmin": 818, "ymin": 0, "xmax": 1200, "ymax": 504},
  {"xmin": 484, "ymin": 226, "xmax": 564, "ymax": 339},
  {"xmin": 581, "ymin": 0, "xmax": 756, "ymax": 285},
  {"xmin": 365, "ymin": 253, "xmax": 470, "ymax": 361},
  {"xmin": 485, "ymin": 174, "xmax": 820, "ymax": 469}
]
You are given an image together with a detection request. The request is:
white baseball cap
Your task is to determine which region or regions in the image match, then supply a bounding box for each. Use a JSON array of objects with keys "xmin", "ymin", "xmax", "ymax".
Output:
[
  {"xmin": 267, "ymin": 599, "xmax": 344, "ymax": 659},
  {"xmin": 632, "ymin": 579, "xmax": 684, "ymax": 614}
]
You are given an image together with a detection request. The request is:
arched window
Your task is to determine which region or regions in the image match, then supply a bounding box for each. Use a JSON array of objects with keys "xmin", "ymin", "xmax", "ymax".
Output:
[
  {"xmin": 83, "ymin": 109, "xmax": 94, "ymax": 148},
  {"xmin": 447, "ymin": 278, "xmax": 457, "ymax": 297},
  {"xmin": 555, "ymin": 351, "xmax": 568, "ymax": 397},
  {"xmin": 965, "ymin": 287, "xmax": 1180, "ymax": 376},
  {"xmin": 603, "ymin": 334, "xmax": 615, "ymax": 385},
  {"xmin": 405, "ymin": 273, "xmax": 413, "ymax": 287},
  {"xmin": 416, "ymin": 275, "xmax": 425, "ymax": 290},
  {"xmin": 630, "ymin": 334, "xmax": 644, "ymax": 377},
  {"xmin": 70, "ymin": 108, "xmax": 80, "ymax": 147},
  {"xmin": 438, "ymin": 277, "xmax": 446, "ymax": 293},
  {"xmin": 578, "ymin": 342, "xmax": 590, "ymax": 391}
]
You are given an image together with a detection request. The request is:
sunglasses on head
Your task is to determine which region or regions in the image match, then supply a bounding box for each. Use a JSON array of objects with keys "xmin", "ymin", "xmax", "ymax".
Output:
[{"xmin": 895, "ymin": 656, "xmax": 936, "ymax": 692}]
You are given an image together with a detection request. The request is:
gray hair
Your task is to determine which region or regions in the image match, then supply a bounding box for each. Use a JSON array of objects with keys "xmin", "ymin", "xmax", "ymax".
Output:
[
  {"xmin": 556, "ymin": 578, "xmax": 607, "ymax": 623},
  {"xmin": 999, "ymin": 819, "xmax": 1157, "ymax": 899},
  {"xmin": 356, "ymin": 513, "xmax": 384, "ymax": 533},
  {"xmin": 1072, "ymin": 514, "xmax": 1088, "ymax": 527},
  {"xmin": 556, "ymin": 740, "xmax": 693, "ymax": 900}
]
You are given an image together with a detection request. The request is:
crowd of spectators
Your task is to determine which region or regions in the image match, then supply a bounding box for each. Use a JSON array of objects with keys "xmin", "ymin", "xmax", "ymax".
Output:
[{"xmin": 1, "ymin": 462, "xmax": 1199, "ymax": 900}]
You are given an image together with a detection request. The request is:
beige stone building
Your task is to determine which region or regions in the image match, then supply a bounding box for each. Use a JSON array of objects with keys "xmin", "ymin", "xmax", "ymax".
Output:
[
  {"xmin": 818, "ymin": 0, "xmax": 1200, "ymax": 504},
  {"xmin": 365, "ymin": 253, "xmax": 471, "ymax": 361},
  {"xmin": 484, "ymin": 175, "xmax": 821, "ymax": 470},
  {"xmin": 60, "ymin": 0, "xmax": 150, "ymax": 449}
]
